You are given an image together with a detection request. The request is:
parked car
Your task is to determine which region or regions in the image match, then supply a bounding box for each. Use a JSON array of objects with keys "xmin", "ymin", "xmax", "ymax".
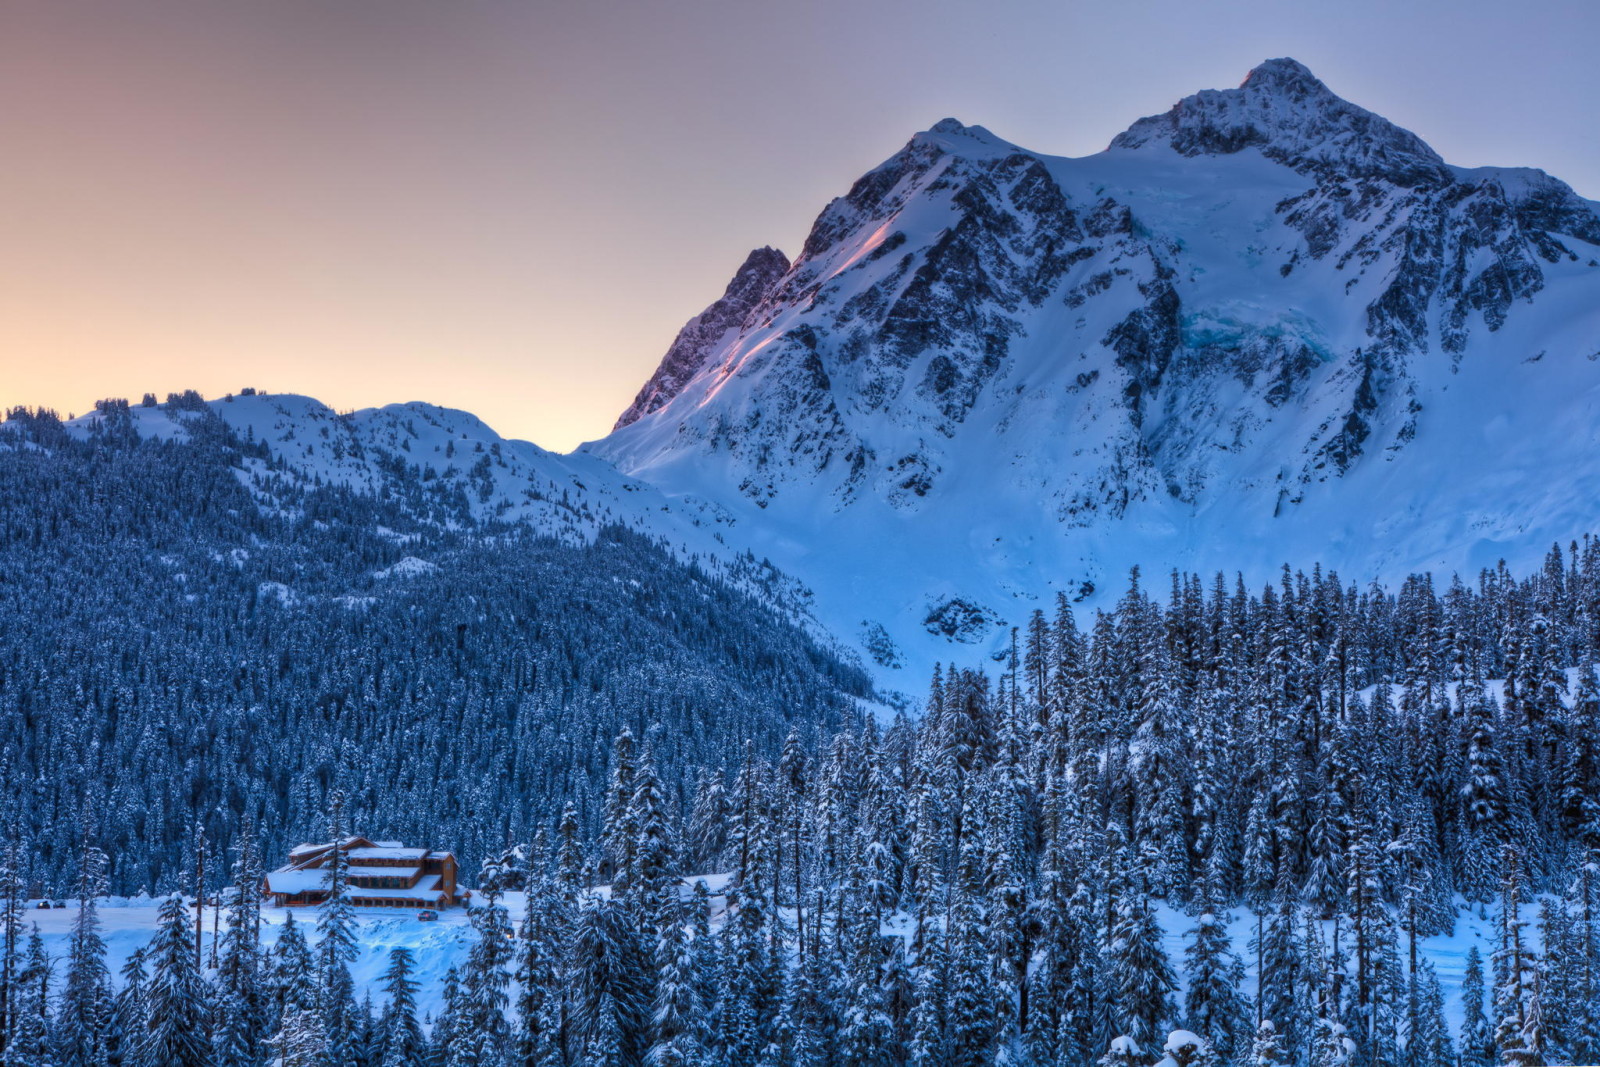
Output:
[
  {"xmin": 417, "ymin": 909, "xmax": 438, "ymax": 922},
  {"xmin": 50, "ymin": 900, "xmax": 66, "ymax": 909}
]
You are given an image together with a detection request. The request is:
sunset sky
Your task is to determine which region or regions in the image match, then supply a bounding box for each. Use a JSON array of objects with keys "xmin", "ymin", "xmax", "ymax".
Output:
[{"xmin": 5, "ymin": 0, "xmax": 1598, "ymax": 452}]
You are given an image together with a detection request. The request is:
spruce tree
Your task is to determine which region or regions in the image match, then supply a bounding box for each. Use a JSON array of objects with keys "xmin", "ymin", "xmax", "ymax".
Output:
[
  {"xmin": 316, "ymin": 793, "xmax": 359, "ymax": 1065},
  {"xmin": 1108, "ymin": 895, "xmax": 1176, "ymax": 1052},
  {"xmin": 9, "ymin": 927, "xmax": 54, "ymax": 1067},
  {"xmin": 145, "ymin": 895, "xmax": 211, "ymax": 1067},
  {"xmin": 1492, "ymin": 850, "xmax": 1544, "ymax": 1067},
  {"xmin": 1308, "ymin": 1016, "xmax": 1351, "ymax": 1067},
  {"xmin": 275, "ymin": 1007, "xmax": 330, "ymax": 1067},
  {"xmin": 268, "ymin": 912, "xmax": 317, "ymax": 1025},
  {"xmin": 1249, "ymin": 1020, "xmax": 1289, "ymax": 1067},
  {"xmin": 55, "ymin": 845, "xmax": 111, "ymax": 1067},
  {"xmin": 429, "ymin": 968, "xmax": 463, "ymax": 1067},
  {"xmin": 1459, "ymin": 947, "xmax": 1494, "ymax": 1067},
  {"xmin": 455, "ymin": 902, "xmax": 514, "ymax": 1066},
  {"xmin": 1254, "ymin": 899, "xmax": 1304, "ymax": 1053},
  {"xmin": 603, "ymin": 731, "xmax": 640, "ymax": 893},
  {"xmin": 512, "ymin": 864, "xmax": 562, "ymax": 1067},
  {"xmin": 1183, "ymin": 901, "xmax": 1249, "ymax": 1065},
  {"xmin": 213, "ymin": 831, "xmax": 267, "ymax": 1067},
  {"xmin": 0, "ymin": 842, "xmax": 27, "ymax": 1064},
  {"xmin": 648, "ymin": 901, "xmax": 702, "ymax": 1067},
  {"xmin": 106, "ymin": 948, "xmax": 149, "ymax": 1067},
  {"xmin": 573, "ymin": 899, "xmax": 650, "ymax": 1067},
  {"xmin": 377, "ymin": 948, "xmax": 425, "ymax": 1067},
  {"xmin": 837, "ymin": 877, "xmax": 893, "ymax": 1067},
  {"xmin": 626, "ymin": 750, "xmax": 676, "ymax": 927},
  {"xmin": 1458, "ymin": 686, "xmax": 1508, "ymax": 902},
  {"xmin": 1542, "ymin": 850, "xmax": 1598, "ymax": 1065},
  {"xmin": 907, "ymin": 925, "xmax": 948, "ymax": 1067},
  {"xmin": 1406, "ymin": 960, "xmax": 1453, "ymax": 1067}
]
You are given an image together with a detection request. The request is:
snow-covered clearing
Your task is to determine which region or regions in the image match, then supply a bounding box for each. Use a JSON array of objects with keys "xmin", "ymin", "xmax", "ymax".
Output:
[{"xmin": 25, "ymin": 885, "xmax": 1509, "ymax": 1032}]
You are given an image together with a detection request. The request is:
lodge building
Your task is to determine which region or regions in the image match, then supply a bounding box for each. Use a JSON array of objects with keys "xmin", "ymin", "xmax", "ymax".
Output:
[{"xmin": 263, "ymin": 836, "xmax": 460, "ymax": 908}]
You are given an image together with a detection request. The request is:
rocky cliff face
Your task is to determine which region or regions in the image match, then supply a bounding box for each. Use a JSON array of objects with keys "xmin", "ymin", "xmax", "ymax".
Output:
[
  {"xmin": 591, "ymin": 59, "xmax": 1600, "ymax": 687},
  {"xmin": 602, "ymin": 60, "xmax": 1600, "ymax": 522},
  {"xmin": 614, "ymin": 246, "xmax": 790, "ymax": 431}
]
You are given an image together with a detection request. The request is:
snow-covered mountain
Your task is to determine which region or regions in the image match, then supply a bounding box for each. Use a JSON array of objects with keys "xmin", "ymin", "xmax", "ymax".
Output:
[
  {"xmin": 93, "ymin": 392, "xmax": 679, "ymax": 543},
  {"xmin": 51, "ymin": 60, "xmax": 1600, "ymax": 697},
  {"xmin": 55, "ymin": 392, "xmax": 832, "ymax": 645},
  {"xmin": 589, "ymin": 58, "xmax": 1600, "ymax": 686}
]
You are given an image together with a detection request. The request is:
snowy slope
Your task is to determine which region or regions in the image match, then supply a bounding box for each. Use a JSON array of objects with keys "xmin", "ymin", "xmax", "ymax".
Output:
[
  {"xmin": 66, "ymin": 394, "xmax": 693, "ymax": 544},
  {"xmin": 55, "ymin": 394, "xmax": 848, "ymax": 673},
  {"xmin": 589, "ymin": 59, "xmax": 1600, "ymax": 689}
]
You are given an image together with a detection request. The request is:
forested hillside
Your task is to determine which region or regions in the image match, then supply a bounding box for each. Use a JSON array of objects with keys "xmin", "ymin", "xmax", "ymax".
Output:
[
  {"xmin": 0, "ymin": 402, "xmax": 868, "ymax": 894},
  {"xmin": 4, "ymin": 399, "xmax": 1599, "ymax": 1067},
  {"xmin": 4, "ymin": 550, "xmax": 1598, "ymax": 1067}
]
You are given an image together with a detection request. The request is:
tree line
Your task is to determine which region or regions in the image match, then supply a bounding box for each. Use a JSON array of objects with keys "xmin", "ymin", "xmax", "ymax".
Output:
[{"xmin": 5, "ymin": 542, "xmax": 1600, "ymax": 1065}]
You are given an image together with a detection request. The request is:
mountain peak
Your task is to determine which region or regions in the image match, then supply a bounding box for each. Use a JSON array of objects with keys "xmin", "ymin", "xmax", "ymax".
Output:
[
  {"xmin": 1111, "ymin": 58, "xmax": 1448, "ymax": 184},
  {"xmin": 737, "ymin": 245, "xmax": 790, "ymax": 278},
  {"xmin": 913, "ymin": 117, "xmax": 1015, "ymax": 158},
  {"xmin": 613, "ymin": 246, "xmax": 790, "ymax": 431},
  {"xmin": 1240, "ymin": 56, "xmax": 1323, "ymax": 93}
]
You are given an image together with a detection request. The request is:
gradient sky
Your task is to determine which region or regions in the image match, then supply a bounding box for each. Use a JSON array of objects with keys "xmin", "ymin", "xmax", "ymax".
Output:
[{"xmin": 5, "ymin": 0, "xmax": 1598, "ymax": 451}]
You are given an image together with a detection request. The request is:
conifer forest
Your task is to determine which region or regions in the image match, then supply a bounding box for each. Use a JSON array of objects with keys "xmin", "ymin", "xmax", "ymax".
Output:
[{"xmin": 2, "ymin": 408, "xmax": 1599, "ymax": 1067}]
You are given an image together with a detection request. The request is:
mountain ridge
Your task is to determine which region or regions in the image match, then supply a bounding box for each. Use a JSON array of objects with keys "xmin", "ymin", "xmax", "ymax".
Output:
[
  {"xmin": 20, "ymin": 59, "xmax": 1600, "ymax": 696},
  {"xmin": 587, "ymin": 58, "xmax": 1600, "ymax": 687}
]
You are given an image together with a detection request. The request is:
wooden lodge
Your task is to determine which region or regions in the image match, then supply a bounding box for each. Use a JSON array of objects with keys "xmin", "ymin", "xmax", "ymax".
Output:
[{"xmin": 263, "ymin": 836, "xmax": 460, "ymax": 908}]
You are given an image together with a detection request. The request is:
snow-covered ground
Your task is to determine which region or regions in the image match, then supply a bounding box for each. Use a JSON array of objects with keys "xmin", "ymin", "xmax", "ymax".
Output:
[
  {"xmin": 25, "ymin": 885, "xmax": 1510, "ymax": 1033},
  {"xmin": 30, "ymin": 894, "xmax": 502, "ymax": 1022}
]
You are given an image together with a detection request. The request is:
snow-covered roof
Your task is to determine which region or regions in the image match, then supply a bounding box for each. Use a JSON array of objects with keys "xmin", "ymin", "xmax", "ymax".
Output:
[
  {"xmin": 265, "ymin": 869, "xmax": 331, "ymax": 895},
  {"xmin": 348, "ymin": 865, "xmax": 422, "ymax": 881},
  {"xmin": 345, "ymin": 875, "xmax": 444, "ymax": 903},
  {"xmin": 266, "ymin": 869, "xmax": 445, "ymax": 902},
  {"xmin": 347, "ymin": 847, "xmax": 428, "ymax": 861},
  {"xmin": 287, "ymin": 836, "xmax": 374, "ymax": 860}
]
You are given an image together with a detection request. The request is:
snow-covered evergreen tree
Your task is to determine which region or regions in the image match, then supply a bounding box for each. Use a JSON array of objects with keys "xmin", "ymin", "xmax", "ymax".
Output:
[
  {"xmin": 648, "ymin": 898, "xmax": 702, "ymax": 1067},
  {"xmin": 105, "ymin": 948, "xmax": 148, "ymax": 1067},
  {"xmin": 1459, "ymin": 947, "xmax": 1494, "ymax": 1067},
  {"xmin": 55, "ymin": 845, "xmax": 111, "ymax": 1067},
  {"xmin": 378, "ymin": 949, "xmax": 425, "ymax": 1067},
  {"xmin": 573, "ymin": 899, "xmax": 650, "ymax": 1066},
  {"xmin": 145, "ymin": 896, "xmax": 211, "ymax": 1067},
  {"xmin": 1539, "ymin": 849, "xmax": 1598, "ymax": 1066},
  {"xmin": 1182, "ymin": 900, "xmax": 1250, "ymax": 1065},
  {"xmin": 0, "ymin": 840, "xmax": 28, "ymax": 1063},
  {"xmin": 1108, "ymin": 894, "xmax": 1177, "ymax": 1053},
  {"xmin": 275, "ymin": 1007, "xmax": 330, "ymax": 1067},
  {"xmin": 8, "ymin": 927, "xmax": 55, "ymax": 1067},
  {"xmin": 454, "ymin": 901, "xmax": 514, "ymax": 1066},
  {"xmin": 213, "ymin": 829, "xmax": 267, "ymax": 1067},
  {"xmin": 1491, "ymin": 850, "xmax": 1545, "ymax": 1067},
  {"xmin": 1249, "ymin": 1020, "xmax": 1288, "ymax": 1067}
]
